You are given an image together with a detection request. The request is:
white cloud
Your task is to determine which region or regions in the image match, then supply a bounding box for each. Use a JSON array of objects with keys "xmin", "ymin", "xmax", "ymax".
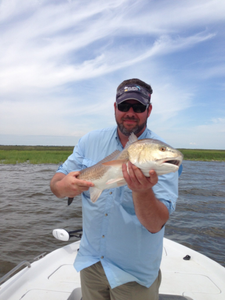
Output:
[
  {"xmin": 197, "ymin": 117, "xmax": 225, "ymax": 134},
  {"xmin": 154, "ymin": 117, "xmax": 225, "ymax": 149},
  {"xmin": 0, "ymin": 31, "xmax": 214, "ymax": 95},
  {"xmin": 0, "ymin": 0, "xmax": 225, "ymax": 148}
]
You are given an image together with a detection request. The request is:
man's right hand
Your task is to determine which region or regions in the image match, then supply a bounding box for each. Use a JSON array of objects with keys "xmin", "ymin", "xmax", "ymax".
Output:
[{"xmin": 50, "ymin": 172, "xmax": 94, "ymax": 199}]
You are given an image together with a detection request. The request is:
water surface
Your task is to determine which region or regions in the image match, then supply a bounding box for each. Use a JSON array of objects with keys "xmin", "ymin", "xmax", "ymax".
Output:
[{"xmin": 0, "ymin": 161, "xmax": 224, "ymax": 278}]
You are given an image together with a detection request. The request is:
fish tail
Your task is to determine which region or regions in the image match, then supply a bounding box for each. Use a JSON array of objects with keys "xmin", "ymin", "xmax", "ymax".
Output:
[{"xmin": 68, "ymin": 197, "xmax": 74, "ymax": 206}]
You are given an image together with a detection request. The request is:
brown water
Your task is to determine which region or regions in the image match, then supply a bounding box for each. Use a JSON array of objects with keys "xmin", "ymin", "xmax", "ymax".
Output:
[{"xmin": 0, "ymin": 161, "xmax": 225, "ymax": 278}]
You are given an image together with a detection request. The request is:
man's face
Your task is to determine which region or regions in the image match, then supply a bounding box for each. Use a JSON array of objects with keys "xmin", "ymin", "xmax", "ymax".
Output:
[{"xmin": 114, "ymin": 100, "xmax": 152, "ymax": 137}]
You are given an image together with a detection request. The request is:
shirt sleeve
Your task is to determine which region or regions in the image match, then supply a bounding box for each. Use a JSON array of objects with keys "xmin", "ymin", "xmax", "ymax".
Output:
[
  {"xmin": 153, "ymin": 171, "xmax": 179, "ymax": 215},
  {"xmin": 56, "ymin": 138, "xmax": 85, "ymax": 175}
]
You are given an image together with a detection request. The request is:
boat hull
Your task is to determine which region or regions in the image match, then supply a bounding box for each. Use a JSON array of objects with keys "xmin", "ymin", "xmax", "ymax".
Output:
[{"xmin": 0, "ymin": 238, "xmax": 225, "ymax": 300}]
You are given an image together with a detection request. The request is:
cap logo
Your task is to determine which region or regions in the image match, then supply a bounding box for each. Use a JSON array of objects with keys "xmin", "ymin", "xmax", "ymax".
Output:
[{"xmin": 124, "ymin": 85, "xmax": 141, "ymax": 92}]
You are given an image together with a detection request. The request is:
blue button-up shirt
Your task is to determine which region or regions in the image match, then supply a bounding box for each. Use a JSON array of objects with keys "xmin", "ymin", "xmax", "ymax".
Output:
[{"xmin": 57, "ymin": 126, "xmax": 179, "ymax": 289}]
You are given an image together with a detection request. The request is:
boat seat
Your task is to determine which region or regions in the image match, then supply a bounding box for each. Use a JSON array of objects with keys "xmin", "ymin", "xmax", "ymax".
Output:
[
  {"xmin": 67, "ymin": 287, "xmax": 82, "ymax": 300},
  {"xmin": 66, "ymin": 288, "xmax": 193, "ymax": 300},
  {"xmin": 159, "ymin": 295, "xmax": 193, "ymax": 300}
]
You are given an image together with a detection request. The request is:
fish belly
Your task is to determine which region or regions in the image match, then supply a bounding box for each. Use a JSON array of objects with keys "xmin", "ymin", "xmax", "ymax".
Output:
[
  {"xmin": 88, "ymin": 166, "xmax": 125, "ymax": 202},
  {"xmin": 92, "ymin": 165, "xmax": 124, "ymax": 190}
]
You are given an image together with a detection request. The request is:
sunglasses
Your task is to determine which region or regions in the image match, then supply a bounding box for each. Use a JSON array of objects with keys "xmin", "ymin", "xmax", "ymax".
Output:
[{"xmin": 117, "ymin": 102, "xmax": 149, "ymax": 113}]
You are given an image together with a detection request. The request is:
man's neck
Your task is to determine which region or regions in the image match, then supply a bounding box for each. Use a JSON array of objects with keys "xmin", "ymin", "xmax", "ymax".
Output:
[{"xmin": 117, "ymin": 126, "xmax": 146, "ymax": 148}]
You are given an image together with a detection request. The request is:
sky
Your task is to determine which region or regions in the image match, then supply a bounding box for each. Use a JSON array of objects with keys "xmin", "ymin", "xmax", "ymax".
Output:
[{"xmin": 0, "ymin": 0, "xmax": 225, "ymax": 149}]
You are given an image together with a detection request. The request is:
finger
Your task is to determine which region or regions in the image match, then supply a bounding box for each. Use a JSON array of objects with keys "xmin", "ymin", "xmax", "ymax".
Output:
[
  {"xmin": 75, "ymin": 182, "xmax": 94, "ymax": 195},
  {"xmin": 76, "ymin": 180, "xmax": 95, "ymax": 188},
  {"xmin": 128, "ymin": 162, "xmax": 148, "ymax": 184},
  {"xmin": 70, "ymin": 171, "xmax": 94, "ymax": 187},
  {"xmin": 127, "ymin": 161, "xmax": 136, "ymax": 179},
  {"xmin": 122, "ymin": 163, "xmax": 132, "ymax": 185},
  {"xmin": 127, "ymin": 162, "xmax": 140, "ymax": 181},
  {"xmin": 77, "ymin": 186, "xmax": 90, "ymax": 192},
  {"xmin": 149, "ymin": 170, "xmax": 158, "ymax": 185},
  {"xmin": 70, "ymin": 171, "xmax": 81, "ymax": 177}
]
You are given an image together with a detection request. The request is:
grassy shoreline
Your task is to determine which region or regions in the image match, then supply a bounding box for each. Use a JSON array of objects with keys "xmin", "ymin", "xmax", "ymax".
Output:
[{"xmin": 0, "ymin": 145, "xmax": 225, "ymax": 164}]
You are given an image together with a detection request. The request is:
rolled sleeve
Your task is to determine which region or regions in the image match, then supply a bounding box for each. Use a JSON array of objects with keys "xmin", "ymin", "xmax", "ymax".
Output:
[{"xmin": 56, "ymin": 139, "xmax": 85, "ymax": 174}]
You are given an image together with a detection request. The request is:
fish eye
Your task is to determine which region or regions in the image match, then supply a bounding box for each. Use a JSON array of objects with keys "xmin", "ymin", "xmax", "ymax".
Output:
[{"xmin": 160, "ymin": 146, "xmax": 167, "ymax": 152}]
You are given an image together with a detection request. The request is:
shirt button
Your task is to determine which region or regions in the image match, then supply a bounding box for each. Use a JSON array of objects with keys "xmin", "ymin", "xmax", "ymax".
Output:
[
  {"xmin": 101, "ymin": 256, "xmax": 104, "ymax": 259},
  {"xmin": 105, "ymin": 213, "xmax": 108, "ymax": 216},
  {"xmin": 109, "ymin": 191, "xmax": 112, "ymax": 194},
  {"xmin": 102, "ymin": 235, "xmax": 105, "ymax": 238}
]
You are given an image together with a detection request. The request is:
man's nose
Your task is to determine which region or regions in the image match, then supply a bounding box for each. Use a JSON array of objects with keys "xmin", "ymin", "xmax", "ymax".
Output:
[{"xmin": 126, "ymin": 107, "xmax": 136, "ymax": 115}]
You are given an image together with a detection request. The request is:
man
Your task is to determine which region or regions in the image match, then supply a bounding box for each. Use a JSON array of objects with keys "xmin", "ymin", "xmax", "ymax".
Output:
[{"xmin": 50, "ymin": 78, "xmax": 179, "ymax": 300}]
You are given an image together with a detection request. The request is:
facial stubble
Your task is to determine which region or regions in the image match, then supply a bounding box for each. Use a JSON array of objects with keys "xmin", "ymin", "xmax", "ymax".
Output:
[{"xmin": 116, "ymin": 116, "xmax": 148, "ymax": 137}]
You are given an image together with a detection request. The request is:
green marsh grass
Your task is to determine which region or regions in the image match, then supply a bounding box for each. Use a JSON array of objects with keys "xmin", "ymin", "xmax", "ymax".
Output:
[
  {"xmin": 0, "ymin": 146, "xmax": 225, "ymax": 164},
  {"xmin": 179, "ymin": 149, "xmax": 225, "ymax": 162},
  {"xmin": 0, "ymin": 146, "xmax": 73, "ymax": 164}
]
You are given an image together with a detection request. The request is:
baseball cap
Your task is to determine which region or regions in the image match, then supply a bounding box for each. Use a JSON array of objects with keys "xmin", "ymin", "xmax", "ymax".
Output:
[{"xmin": 116, "ymin": 84, "xmax": 151, "ymax": 105}]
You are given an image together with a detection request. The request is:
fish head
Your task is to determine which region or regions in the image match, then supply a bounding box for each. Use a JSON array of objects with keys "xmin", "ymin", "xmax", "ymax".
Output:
[{"xmin": 127, "ymin": 139, "xmax": 183, "ymax": 176}]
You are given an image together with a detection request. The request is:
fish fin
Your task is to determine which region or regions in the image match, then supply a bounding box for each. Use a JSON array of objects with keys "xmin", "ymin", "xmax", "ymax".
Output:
[
  {"xmin": 102, "ymin": 159, "xmax": 128, "ymax": 167},
  {"xmin": 124, "ymin": 133, "xmax": 138, "ymax": 149},
  {"xmin": 97, "ymin": 150, "xmax": 121, "ymax": 164},
  {"xmin": 89, "ymin": 187, "xmax": 103, "ymax": 203},
  {"xmin": 117, "ymin": 179, "xmax": 127, "ymax": 186},
  {"xmin": 106, "ymin": 177, "xmax": 124, "ymax": 185}
]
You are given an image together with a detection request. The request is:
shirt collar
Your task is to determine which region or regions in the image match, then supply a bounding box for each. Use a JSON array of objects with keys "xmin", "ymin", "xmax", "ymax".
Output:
[
  {"xmin": 115, "ymin": 128, "xmax": 123, "ymax": 149},
  {"xmin": 138, "ymin": 127, "xmax": 149, "ymax": 139}
]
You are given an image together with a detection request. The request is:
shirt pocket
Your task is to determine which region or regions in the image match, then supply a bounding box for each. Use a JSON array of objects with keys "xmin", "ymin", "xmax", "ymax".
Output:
[{"xmin": 120, "ymin": 186, "xmax": 135, "ymax": 215}]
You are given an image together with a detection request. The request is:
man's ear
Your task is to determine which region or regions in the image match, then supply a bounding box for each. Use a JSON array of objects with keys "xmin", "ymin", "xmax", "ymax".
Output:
[{"xmin": 147, "ymin": 104, "xmax": 152, "ymax": 118}]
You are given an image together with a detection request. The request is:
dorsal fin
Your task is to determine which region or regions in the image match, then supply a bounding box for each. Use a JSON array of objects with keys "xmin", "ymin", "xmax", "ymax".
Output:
[{"xmin": 124, "ymin": 132, "xmax": 138, "ymax": 149}]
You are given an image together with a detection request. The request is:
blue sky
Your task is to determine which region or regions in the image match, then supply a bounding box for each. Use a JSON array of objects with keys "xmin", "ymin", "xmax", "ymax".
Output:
[{"xmin": 0, "ymin": 0, "xmax": 224, "ymax": 149}]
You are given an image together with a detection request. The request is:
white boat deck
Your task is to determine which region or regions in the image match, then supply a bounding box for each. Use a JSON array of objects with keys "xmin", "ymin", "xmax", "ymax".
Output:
[
  {"xmin": 160, "ymin": 239, "xmax": 225, "ymax": 300},
  {"xmin": 0, "ymin": 238, "xmax": 224, "ymax": 300}
]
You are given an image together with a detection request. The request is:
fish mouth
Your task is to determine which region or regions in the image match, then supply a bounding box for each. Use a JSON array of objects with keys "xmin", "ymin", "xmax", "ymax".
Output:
[{"xmin": 163, "ymin": 159, "xmax": 181, "ymax": 167}]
